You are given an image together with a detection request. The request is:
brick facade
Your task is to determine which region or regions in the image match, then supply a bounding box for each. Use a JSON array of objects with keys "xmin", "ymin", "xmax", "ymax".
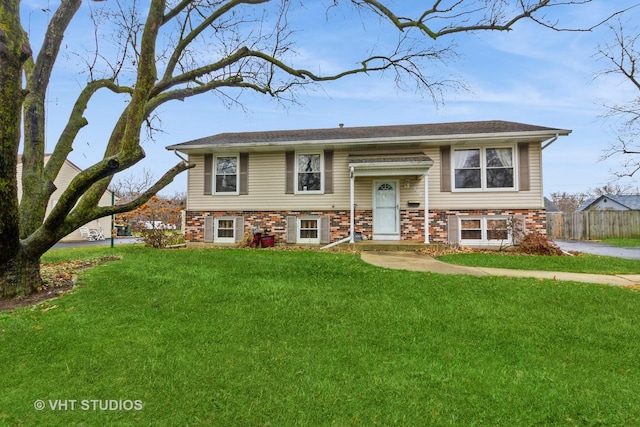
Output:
[
  {"xmin": 184, "ymin": 208, "xmax": 547, "ymax": 244},
  {"xmin": 429, "ymin": 209, "xmax": 546, "ymax": 243}
]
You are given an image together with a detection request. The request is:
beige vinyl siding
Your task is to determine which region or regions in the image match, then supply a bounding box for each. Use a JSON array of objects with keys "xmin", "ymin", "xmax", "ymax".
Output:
[
  {"xmin": 428, "ymin": 143, "xmax": 545, "ymax": 210},
  {"xmin": 18, "ymin": 158, "xmax": 114, "ymax": 242},
  {"xmin": 187, "ymin": 143, "xmax": 544, "ymax": 212},
  {"xmin": 52, "ymin": 161, "xmax": 114, "ymax": 242},
  {"xmin": 16, "ymin": 162, "xmax": 23, "ymax": 199},
  {"xmin": 188, "ymin": 152, "xmax": 355, "ymax": 211}
]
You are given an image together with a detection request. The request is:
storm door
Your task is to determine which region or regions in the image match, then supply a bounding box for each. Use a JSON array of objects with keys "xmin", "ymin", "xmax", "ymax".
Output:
[{"xmin": 373, "ymin": 180, "xmax": 400, "ymax": 240}]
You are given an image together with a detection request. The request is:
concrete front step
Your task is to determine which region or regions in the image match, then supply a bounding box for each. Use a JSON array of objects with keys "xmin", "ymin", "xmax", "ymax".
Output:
[{"xmin": 353, "ymin": 241, "xmax": 446, "ymax": 252}]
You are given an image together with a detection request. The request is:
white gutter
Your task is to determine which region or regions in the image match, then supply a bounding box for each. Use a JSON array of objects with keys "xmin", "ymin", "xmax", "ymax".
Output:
[
  {"xmin": 167, "ymin": 130, "xmax": 571, "ymax": 152},
  {"xmin": 541, "ymin": 133, "xmax": 559, "ymax": 150}
]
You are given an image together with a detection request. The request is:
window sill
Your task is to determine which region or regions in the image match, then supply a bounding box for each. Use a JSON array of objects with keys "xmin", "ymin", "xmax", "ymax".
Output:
[{"xmin": 452, "ymin": 188, "xmax": 517, "ymax": 193}]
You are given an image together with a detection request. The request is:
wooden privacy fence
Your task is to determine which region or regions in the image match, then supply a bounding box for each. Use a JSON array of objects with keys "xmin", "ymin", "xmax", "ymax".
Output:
[{"xmin": 547, "ymin": 211, "xmax": 640, "ymax": 240}]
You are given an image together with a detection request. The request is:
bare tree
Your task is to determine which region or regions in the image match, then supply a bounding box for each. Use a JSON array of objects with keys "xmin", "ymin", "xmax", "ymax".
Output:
[
  {"xmin": 587, "ymin": 182, "xmax": 639, "ymax": 196},
  {"xmin": 110, "ymin": 169, "xmax": 157, "ymax": 201},
  {"xmin": 550, "ymin": 191, "xmax": 588, "ymax": 213},
  {"xmin": 0, "ymin": 0, "xmax": 627, "ymax": 299},
  {"xmin": 550, "ymin": 182, "xmax": 638, "ymax": 212},
  {"xmin": 596, "ymin": 14, "xmax": 640, "ymax": 177}
]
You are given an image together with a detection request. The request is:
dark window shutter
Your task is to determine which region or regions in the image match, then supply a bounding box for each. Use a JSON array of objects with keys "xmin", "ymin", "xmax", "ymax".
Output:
[
  {"xmin": 518, "ymin": 143, "xmax": 530, "ymax": 191},
  {"xmin": 234, "ymin": 216, "xmax": 245, "ymax": 242},
  {"xmin": 204, "ymin": 216, "xmax": 214, "ymax": 242},
  {"xmin": 204, "ymin": 154, "xmax": 213, "ymax": 195},
  {"xmin": 320, "ymin": 216, "xmax": 330, "ymax": 243},
  {"xmin": 440, "ymin": 146, "xmax": 451, "ymax": 192},
  {"xmin": 239, "ymin": 153, "xmax": 249, "ymax": 195},
  {"xmin": 324, "ymin": 150, "xmax": 333, "ymax": 194},
  {"xmin": 286, "ymin": 216, "xmax": 297, "ymax": 243},
  {"xmin": 285, "ymin": 151, "xmax": 294, "ymax": 194},
  {"xmin": 447, "ymin": 215, "xmax": 459, "ymax": 245}
]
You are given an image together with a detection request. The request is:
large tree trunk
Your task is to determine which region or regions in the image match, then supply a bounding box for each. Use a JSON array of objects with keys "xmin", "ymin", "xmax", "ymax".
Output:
[
  {"xmin": 1, "ymin": 2, "xmax": 37, "ymax": 300},
  {"xmin": 0, "ymin": 254, "xmax": 42, "ymax": 300}
]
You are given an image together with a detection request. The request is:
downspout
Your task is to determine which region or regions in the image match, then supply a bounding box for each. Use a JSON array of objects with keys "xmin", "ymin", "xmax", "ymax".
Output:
[
  {"xmin": 424, "ymin": 174, "xmax": 429, "ymax": 244},
  {"xmin": 540, "ymin": 134, "xmax": 560, "ymax": 236},
  {"xmin": 322, "ymin": 166, "xmax": 355, "ymax": 250},
  {"xmin": 349, "ymin": 166, "xmax": 355, "ymax": 243},
  {"xmin": 541, "ymin": 134, "xmax": 559, "ymax": 150},
  {"xmin": 320, "ymin": 235, "xmax": 352, "ymax": 250},
  {"xmin": 173, "ymin": 149, "xmax": 189, "ymax": 164},
  {"xmin": 540, "ymin": 133, "xmax": 558, "ymax": 206},
  {"xmin": 320, "ymin": 166, "xmax": 355, "ymax": 250}
]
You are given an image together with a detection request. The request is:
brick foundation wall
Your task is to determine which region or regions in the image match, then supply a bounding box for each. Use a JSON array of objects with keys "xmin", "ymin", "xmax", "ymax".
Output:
[
  {"xmin": 185, "ymin": 210, "xmax": 376, "ymax": 243},
  {"xmin": 184, "ymin": 208, "xmax": 546, "ymax": 244},
  {"xmin": 429, "ymin": 209, "xmax": 547, "ymax": 243}
]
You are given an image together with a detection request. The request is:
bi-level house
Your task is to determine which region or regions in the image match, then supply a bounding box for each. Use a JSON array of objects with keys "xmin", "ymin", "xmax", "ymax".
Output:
[{"xmin": 167, "ymin": 120, "xmax": 571, "ymax": 247}]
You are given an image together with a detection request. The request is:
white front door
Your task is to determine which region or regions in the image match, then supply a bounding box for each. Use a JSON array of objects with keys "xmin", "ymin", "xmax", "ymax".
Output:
[{"xmin": 373, "ymin": 180, "xmax": 400, "ymax": 240}]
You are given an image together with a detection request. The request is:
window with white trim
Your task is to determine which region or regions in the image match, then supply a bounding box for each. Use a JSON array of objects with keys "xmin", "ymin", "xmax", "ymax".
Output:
[
  {"xmin": 296, "ymin": 152, "xmax": 323, "ymax": 193},
  {"xmin": 214, "ymin": 155, "xmax": 239, "ymax": 194},
  {"xmin": 215, "ymin": 217, "xmax": 236, "ymax": 243},
  {"xmin": 298, "ymin": 218, "xmax": 319, "ymax": 244},
  {"xmin": 460, "ymin": 218, "xmax": 482, "ymax": 241},
  {"xmin": 453, "ymin": 147, "xmax": 514, "ymax": 190},
  {"xmin": 459, "ymin": 217, "xmax": 511, "ymax": 245},
  {"xmin": 486, "ymin": 218, "xmax": 510, "ymax": 241}
]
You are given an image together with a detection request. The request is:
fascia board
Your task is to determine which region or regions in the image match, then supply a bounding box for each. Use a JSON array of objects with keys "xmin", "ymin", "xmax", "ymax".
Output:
[
  {"xmin": 352, "ymin": 168, "xmax": 432, "ymax": 177},
  {"xmin": 349, "ymin": 160, "xmax": 434, "ymax": 177},
  {"xmin": 348, "ymin": 161, "xmax": 434, "ymax": 169},
  {"xmin": 166, "ymin": 129, "xmax": 571, "ymax": 153}
]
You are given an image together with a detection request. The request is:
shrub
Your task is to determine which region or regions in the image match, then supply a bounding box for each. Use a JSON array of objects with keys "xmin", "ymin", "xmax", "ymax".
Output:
[
  {"xmin": 516, "ymin": 231, "xmax": 564, "ymax": 256},
  {"xmin": 140, "ymin": 230, "xmax": 185, "ymax": 249}
]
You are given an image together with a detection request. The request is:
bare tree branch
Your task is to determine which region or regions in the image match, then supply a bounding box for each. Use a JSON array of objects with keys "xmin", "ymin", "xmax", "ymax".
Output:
[
  {"xmin": 595, "ymin": 14, "xmax": 640, "ymax": 179},
  {"xmin": 2, "ymin": 0, "xmax": 636, "ymax": 297}
]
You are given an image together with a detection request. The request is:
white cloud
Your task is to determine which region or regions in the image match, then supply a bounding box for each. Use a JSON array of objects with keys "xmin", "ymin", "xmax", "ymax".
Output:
[{"xmin": 23, "ymin": 0, "xmax": 640, "ymax": 196}]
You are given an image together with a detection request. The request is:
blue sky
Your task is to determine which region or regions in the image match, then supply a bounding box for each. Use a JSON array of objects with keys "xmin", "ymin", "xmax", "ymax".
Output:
[{"xmin": 24, "ymin": 0, "xmax": 640, "ymax": 197}]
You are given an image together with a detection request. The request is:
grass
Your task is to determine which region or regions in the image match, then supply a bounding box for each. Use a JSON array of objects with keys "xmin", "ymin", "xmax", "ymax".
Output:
[
  {"xmin": 437, "ymin": 252, "xmax": 640, "ymax": 274},
  {"xmin": 1, "ymin": 246, "xmax": 640, "ymax": 426},
  {"xmin": 600, "ymin": 237, "xmax": 640, "ymax": 247}
]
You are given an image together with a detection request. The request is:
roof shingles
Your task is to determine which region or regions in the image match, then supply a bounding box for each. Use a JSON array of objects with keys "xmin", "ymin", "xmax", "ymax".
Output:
[{"xmin": 168, "ymin": 120, "xmax": 570, "ymax": 149}]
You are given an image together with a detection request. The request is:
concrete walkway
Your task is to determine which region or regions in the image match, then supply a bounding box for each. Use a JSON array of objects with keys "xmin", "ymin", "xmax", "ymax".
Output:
[{"xmin": 360, "ymin": 251, "xmax": 640, "ymax": 287}]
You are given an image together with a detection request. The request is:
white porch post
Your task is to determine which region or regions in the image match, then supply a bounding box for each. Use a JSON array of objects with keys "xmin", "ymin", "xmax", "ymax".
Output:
[
  {"xmin": 424, "ymin": 174, "xmax": 430, "ymax": 244},
  {"xmin": 350, "ymin": 167, "xmax": 355, "ymax": 243}
]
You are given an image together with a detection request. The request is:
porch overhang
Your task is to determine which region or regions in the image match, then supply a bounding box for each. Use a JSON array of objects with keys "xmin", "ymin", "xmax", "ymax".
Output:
[
  {"xmin": 348, "ymin": 154, "xmax": 434, "ymax": 177},
  {"xmin": 348, "ymin": 153, "xmax": 433, "ymax": 245}
]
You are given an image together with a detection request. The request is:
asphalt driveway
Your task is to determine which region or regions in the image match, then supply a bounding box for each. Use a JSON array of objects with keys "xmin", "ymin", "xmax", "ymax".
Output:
[
  {"xmin": 553, "ymin": 239, "xmax": 640, "ymax": 260},
  {"xmin": 52, "ymin": 236, "xmax": 141, "ymax": 250}
]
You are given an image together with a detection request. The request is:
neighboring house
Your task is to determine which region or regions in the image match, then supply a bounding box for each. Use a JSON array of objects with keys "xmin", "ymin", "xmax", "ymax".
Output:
[
  {"xmin": 578, "ymin": 194, "xmax": 640, "ymax": 211},
  {"xmin": 167, "ymin": 120, "xmax": 571, "ymax": 247},
  {"xmin": 544, "ymin": 197, "xmax": 562, "ymax": 213},
  {"xmin": 17, "ymin": 155, "xmax": 115, "ymax": 242}
]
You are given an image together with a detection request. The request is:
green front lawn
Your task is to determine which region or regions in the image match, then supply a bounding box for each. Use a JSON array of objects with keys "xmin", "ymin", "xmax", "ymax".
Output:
[
  {"xmin": 601, "ymin": 238, "xmax": 640, "ymax": 247},
  {"xmin": 2, "ymin": 246, "xmax": 640, "ymax": 426},
  {"xmin": 437, "ymin": 252, "xmax": 640, "ymax": 274}
]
